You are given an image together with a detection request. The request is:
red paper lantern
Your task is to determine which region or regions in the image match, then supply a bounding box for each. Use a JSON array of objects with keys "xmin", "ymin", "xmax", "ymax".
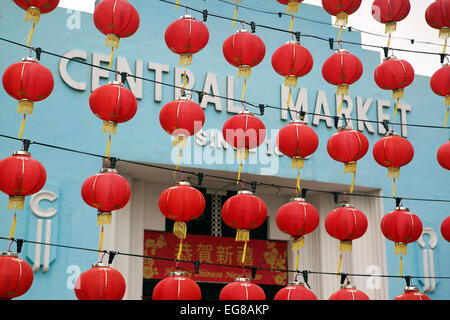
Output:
[
  {"xmin": 371, "ymin": 0, "xmax": 411, "ymax": 33},
  {"xmin": 441, "ymin": 216, "xmax": 450, "ymax": 242},
  {"xmin": 0, "ymin": 150, "xmax": 46, "ymax": 210},
  {"xmin": 430, "ymin": 64, "xmax": 450, "ymax": 126},
  {"xmin": 0, "ymin": 252, "xmax": 33, "ymax": 300},
  {"xmin": 277, "ymin": 0, "xmax": 305, "ymax": 14},
  {"xmin": 219, "ymin": 278, "xmax": 266, "ymax": 300},
  {"xmin": 153, "ymin": 271, "xmax": 201, "ymax": 300},
  {"xmin": 81, "ymin": 167, "xmax": 131, "ymax": 226},
  {"xmin": 74, "ymin": 263, "xmax": 126, "ymax": 300},
  {"xmin": 222, "ymin": 29, "xmax": 266, "ymax": 79},
  {"xmin": 222, "ymin": 110, "xmax": 266, "ymax": 161},
  {"xmin": 159, "ymin": 96, "xmax": 206, "ymax": 147},
  {"xmin": 425, "ymin": 0, "xmax": 450, "ymax": 39},
  {"xmin": 271, "ymin": 40, "xmax": 313, "ymax": 88},
  {"xmin": 158, "ymin": 181, "xmax": 205, "ymax": 240},
  {"xmin": 437, "ymin": 140, "xmax": 450, "ymax": 170},
  {"xmin": 329, "ymin": 285, "xmax": 370, "ymax": 300},
  {"xmin": 322, "ymin": 0, "xmax": 363, "ymax": 26},
  {"xmin": 394, "ymin": 286, "xmax": 431, "ymax": 300},
  {"xmin": 2, "ymin": 57, "xmax": 54, "ymax": 116},
  {"xmin": 372, "ymin": 131, "xmax": 414, "ymax": 197},
  {"xmin": 325, "ymin": 203, "xmax": 368, "ymax": 252},
  {"xmin": 276, "ymin": 119, "xmax": 319, "ymax": 170},
  {"xmin": 322, "ymin": 49, "xmax": 363, "ymax": 99},
  {"xmin": 327, "ymin": 127, "xmax": 369, "ymax": 192},
  {"xmin": 274, "ymin": 281, "xmax": 317, "ymax": 300},
  {"xmin": 89, "ymin": 81, "xmax": 137, "ymax": 135},
  {"xmin": 381, "ymin": 206, "xmax": 423, "ymax": 256},
  {"xmin": 276, "ymin": 198, "xmax": 319, "ymax": 252},
  {"xmin": 165, "ymin": 15, "xmax": 209, "ymax": 66}
]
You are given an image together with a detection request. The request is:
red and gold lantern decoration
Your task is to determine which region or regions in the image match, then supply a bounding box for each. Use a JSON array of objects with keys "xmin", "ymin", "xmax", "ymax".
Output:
[
  {"xmin": 329, "ymin": 284, "xmax": 370, "ymax": 300},
  {"xmin": 437, "ymin": 140, "xmax": 450, "ymax": 170},
  {"xmin": 373, "ymin": 131, "xmax": 414, "ymax": 198},
  {"xmin": 277, "ymin": 0, "xmax": 305, "ymax": 14},
  {"xmin": 221, "ymin": 190, "xmax": 267, "ymax": 264},
  {"xmin": 325, "ymin": 203, "xmax": 368, "ymax": 273},
  {"xmin": 81, "ymin": 167, "xmax": 131, "ymax": 226},
  {"xmin": 2, "ymin": 57, "xmax": 54, "ymax": 138},
  {"xmin": 322, "ymin": 0, "xmax": 362, "ymax": 27},
  {"xmin": 271, "ymin": 40, "xmax": 313, "ymax": 88},
  {"xmin": 425, "ymin": 0, "xmax": 450, "ymax": 40},
  {"xmin": 0, "ymin": 252, "xmax": 34, "ymax": 300},
  {"xmin": 164, "ymin": 15, "xmax": 209, "ymax": 66},
  {"xmin": 381, "ymin": 206, "xmax": 423, "ymax": 275},
  {"xmin": 152, "ymin": 271, "xmax": 201, "ymax": 300},
  {"xmin": 274, "ymin": 281, "xmax": 317, "ymax": 300},
  {"xmin": 394, "ymin": 286, "xmax": 431, "ymax": 300},
  {"xmin": 219, "ymin": 278, "xmax": 266, "ymax": 300},
  {"xmin": 441, "ymin": 216, "xmax": 450, "ymax": 242},
  {"xmin": 158, "ymin": 181, "xmax": 205, "ymax": 259},
  {"xmin": 93, "ymin": 0, "xmax": 140, "ymax": 68},
  {"xmin": 430, "ymin": 64, "xmax": 450, "ymax": 126},
  {"xmin": 13, "ymin": 0, "xmax": 60, "ymax": 45},
  {"xmin": 374, "ymin": 56, "xmax": 415, "ymax": 118},
  {"xmin": 74, "ymin": 263, "xmax": 126, "ymax": 300},
  {"xmin": 322, "ymin": 49, "xmax": 363, "ymax": 113},
  {"xmin": 327, "ymin": 127, "xmax": 369, "ymax": 193},
  {"xmin": 276, "ymin": 198, "xmax": 319, "ymax": 270},
  {"xmin": 371, "ymin": 0, "xmax": 411, "ymax": 34}
]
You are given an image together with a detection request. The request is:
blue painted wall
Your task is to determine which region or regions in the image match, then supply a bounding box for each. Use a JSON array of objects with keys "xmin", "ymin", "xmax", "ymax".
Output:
[{"xmin": 0, "ymin": 0, "xmax": 448, "ymax": 299}]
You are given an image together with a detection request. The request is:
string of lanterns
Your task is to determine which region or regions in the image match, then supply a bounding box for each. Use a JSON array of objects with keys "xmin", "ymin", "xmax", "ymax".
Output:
[{"xmin": 0, "ymin": 0, "xmax": 448, "ymax": 301}]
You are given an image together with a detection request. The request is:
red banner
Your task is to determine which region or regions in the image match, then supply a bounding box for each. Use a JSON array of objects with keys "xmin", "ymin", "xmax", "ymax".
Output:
[{"xmin": 143, "ymin": 230, "xmax": 287, "ymax": 286}]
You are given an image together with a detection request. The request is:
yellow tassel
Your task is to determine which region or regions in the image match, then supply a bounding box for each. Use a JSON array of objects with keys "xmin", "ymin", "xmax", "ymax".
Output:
[
  {"xmin": 102, "ymin": 121, "xmax": 117, "ymax": 135},
  {"xmin": 175, "ymin": 0, "xmax": 180, "ymax": 10},
  {"xmin": 9, "ymin": 213, "xmax": 17, "ymax": 239},
  {"xmin": 97, "ymin": 212, "xmax": 112, "ymax": 226},
  {"xmin": 178, "ymin": 53, "xmax": 192, "ymax": 67},
  {"xmin": 291, "ymin": 157, "xmax": 305, "ymax": 170},
  {"xmin": 337, "ymin": 253, "xmax": 343, "ymax": 276},
  {"xmin": 241, "ymin": 79, "xmax": 247, "ymax": 101},
  {"xmin": 295, "ymin": 250, "xmax": 300, "ymax": 271},
  {"xmin": 18, "ymin": 100, "xmax": 34, "ymax": 115},
  {"xmin": 173, "ymin": 221, "xmax": 187, "ymax": 240},
  {"xmin": 284, "ymin": 76, "xmax": 298, "ymax": 88},
  {"xmin": 337, "ymin": 95, "xmax": 344, "ymax": 113},
  {"xmin": 173, "ymin": 135, "xmax": 187, "ymax": 147},
  {"xmin": 18, "ymin": 114, "xmax": 26, "ymax": 139},
  {"xmin": 105, "ymin": 34, "xmax": 120, "ymax": 49},
  {"xmin": 286, "ymin": 0, "xmax": 299, "ymax": 14},
  {"xmin": 233, "ymin": 6, "xmax": 238, "ymax": 28},
  {"xmin": 344, "ymin": 162, "xmax": 357, "ymax": 174},
  {"xmin": 286, "ymin": 88, "xmax": 292, "ymax": 110},
  {"xmin": 387, "ymin": 167, "xmax": 400, "ymax": 179},
  {"xmin": 399, "ymin": 255, "xmax": 403, "ymax": 279},
  {"xmin": 241, "ymin": 241, "xmax": 247, "ymax": 264},
  {"xmin": 445, "ymin": 107, "xmax": 449, "ymax": 127},
  {"xmin": 296, "ymin": 170, "xmax": 301, "ymax": 192},
  {"xmin": 393, "ymin": 98, "xmax": 400, "ymax": 119},
  {"xmin": 25, "ymin": 23, "xmax": 36, "ymax": 46},
  {"xmin": 175, "ymin": 148, "xmax": 182, "ymax": 171},
  {"xmin": 98, "ymin": 226, "xmax": 104, "ymax": 252},
  {"xmin": 292, "ymin": 237, "xmax": 304, "ymax": 252},
  {"xmin": 339, "ymin": 240, "xmax": 353, "ymax": 252},
  {"xmin": 439, "ymin": 27, "xmax": 450, "ymax": 40},
  {"xmin": 394, "ymin": 243, "xmax": 407, "ymax": 256},
  {"xmin": 177, "ymin": 239, "xmax": 183, "ymax": 260},
  {"xmin": 335, "ymin": 13, "xmax": 348, "ymax": 27},
  {"xmin": 387, "ymin": 33, "xmax": 392, "ymax": 49},
  {"xmin": 443, "ymin": 38, "xmax": 448, "ymax": 54},
  {"xmin": 392, "ymin": 177, "xmax": 396, "ymax": 199},
  {"xmin": 349, "ymin": 171, "xmax": 356, "ymax": 193},
  {"xmin": 236, "ymin": 148, "xmax": 249, "ymax": 161},
  {"xmin": 289, "ymin": 16, "xmax": 294, "ymax": 33},
  {"xmin": 385, "ymin": 22, "xmax": 397, "ymax": 34},
  {"xmin": 337, "ymin": 84, "xmax": 349, "ymax": 97},
  {"xmin": 445, "ymin": 95, "xmax": 450, "ymax": 107},
  {"xmin": 236, "ymin": 162, "xmax": 243, "ymax": 184},
  {"xmin": 238, "ymin": 65, "xmax": 251, "ymax": 79},
  {"xmin": 8, "ymin": 196, "xmax": 24, "ymax": 211},
  {"xmin": 108, "ymin": 47, "xmax": 114, "ymax": 70},
  {"xmin": 105, "ymin": 134, "xmax": 112, "ymax": 158},
  {"xmin": 236, "ymin": 229, "xmax": 249, "ymax": 242},
  {"xmin": 25, "ymin": 7, "xmax": 41, "ymax": 24},
  {"xmin": 337, "ymin": 25, "xmax": 343, "ymax": 43},
  {"xmin": 393, "ymin": 88, "xmax": 404, "ymax": 100}
]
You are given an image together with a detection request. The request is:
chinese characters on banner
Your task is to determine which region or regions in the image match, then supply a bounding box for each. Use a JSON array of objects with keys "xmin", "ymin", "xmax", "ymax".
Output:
[{"xmin": 143, "ymin": 230, "xmax": 288, "ymax": 286}]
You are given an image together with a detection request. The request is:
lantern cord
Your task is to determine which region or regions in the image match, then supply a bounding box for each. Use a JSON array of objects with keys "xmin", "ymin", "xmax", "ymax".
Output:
[
  {"xmin": 392, "ymin": 178, "xmax": 396, "ymax": 199},
  {"xmin": 289, "ymin": 16, "xmax": 294, "ymax": 33},
  {"xmin": 241, "ymin": 241, "xmax": 247, "ymax": 264},
  {"xmin": 393, "ymin": 98, "xmax": 400, "ymax": 119},
  {"xmin": 183, "ymin": 70, "xmax": 187, "ymax": 89},
  {"xmin": 296, "ymin": 170, "xmax": 301, "ymax": 193},
  {"xmin": 387, "ymin": 33, "xmax": 392, "ymax": 49},
  {"xmin": 177, "ymin": 239, "xmax": 183, "ymax": 261},
  {"xmin": 105, "ymin": 134, "xmax": 112, "ymax": 158},
  {"xmin": 337, "ymin": 95, "xmax": 344, "ymax": 114},
  {"xmin": 443, "ymin": 39, "xmax": 448, "ymax": 54},
  {"xmin": 349, "ymin": 171, "xmax": 356, "ymax": 194},
  {"xmin": 175, "ymin": 148, "xmax": 182, "ymax": 171},
  {"xmin": 337, "ymin": 253, "xmax": 343, "ymax": 276},
  {"xmin": 236, "ymin": 161, "xmax": 243, "ymax": 184},
  {"xmin": 108, "ymin": 47, "xmax": 114, "ymax": 70},
  {"xmin": 241, "ymin": 79, "xmax": 246, "ymax": 102},
  {"xmin": 295, "ymin": 250, "xmax": 300, "ymax": 272},
  {"xmin": 233, "ymin": 5, "xmax": 238, "ymax": 28},
  {"xmin": 286, "ymin": 88, "xmax": 291, "ymax": 110},
  {"xmin": 445, "ymin": 107, "xmax": 449, "ymax": 127},
  {"xmin": 175, "ymin": 0, "xmax": 180, "ymax": 10},
  {"xmin": 8, "ymin": 213, "xmax": 17, "ymax": 240},
  {"xmin": 18, "ymin": 114, "xmax": 26, "ymax": 139},
  {"xmin": 399, "ymin": 256, "xmax": 403, "ymax": 280},
  {"xmin": 98, "ymin": 226, "xmax": 104, "ymax": 253},
  {"xmin": 337, "ymin": 26, "xmax": 343, "ymax": 43},
  {"xmin": 25, "ymin": 23, "xmax": 36, "ymax": 47}
]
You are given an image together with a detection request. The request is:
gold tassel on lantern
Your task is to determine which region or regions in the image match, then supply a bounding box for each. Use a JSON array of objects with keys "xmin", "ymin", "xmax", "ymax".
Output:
[
  {"xmin": 102, "ymin": 121, "xmax": 117, "ymax": 135},
  {"xmin": 392, "ymin": 88, "xmax": 404, "ymax": 100},
  {"xmin": 291, "ymin": 157, "xmax": 305, "ymax": 170},
  {"xmin": 106, "ymin": 34, "xmax": 120, "ymax": 49},
  {"xmin": 173, "ymin": 135, "xmax": 188, "ymax": 147},
  {"xmin": 9, "ymin": 213, "xmax": 17, "ymax": 239},
  {"xmin": 439, "ymin": 27, "xmax": 450, "ymax": 39},
  {"xmin": 337, "ymin": 84, "xmax": 349, "ymax": 96},
  {"xmin": 394, "ymin": 242, "xmax": 407, "ymax": 256},
  {"xmin": 236, "ymin": 229, "xmax": 249, "ymax": 242},
  {"xmin": 388, "ymin": 167, "xmax": 400, "ymax": 198},
  {"xmin": 25, "ymin": 7, "xmax": 41, "ymax": 24},
  {"xmin": 339, "ymin": 240, "xmax": 353, "ymax": 252},
  {"xmin": 238, "ymin": 65, "xmax": 251, "ymax": 79},
  {"xmin": 173, "ymin": 221, "xmax": 187, "ymax": 240},
  {"xmin": 385, "ymin": 22, "xmax": 397, "ymax": 34},
  {"xmin": 236, "ymin": 148, "xmax": 249, "ymax": 161},
  {"xmin": 97, "ymin": 212, "xmax": 112, "ymax": 226},
  {"xmin": 286, "ymin": 0, "xmax": 299, "ymax": 14},
  {"xmin": 284, "ymin": 76, "xmax": 298, "ymax": 88},
  {"xmin": 18, "ymin": 100, "xmax": 34, "ymax": 115},
  {"xmin": 8, "ymin": 196, "xmax": 25, "ymax": 211},
  {"xmin": 335, "ymin": 12, "xmax": 348, "ymax": 27},
  {"xmin": 344, "ymin": 162, "xmax": 357, "ymax": 193},
  {"xmin": 292, "ymin": 237, "xmax": 305, "ymax": 252},
  {"xmin": 178, "ymin": 53, "xmax": 193, "ymax": 67},
  {"xmin": 18, "ymin": 114, "xmax": 27, "ymax": 139}
]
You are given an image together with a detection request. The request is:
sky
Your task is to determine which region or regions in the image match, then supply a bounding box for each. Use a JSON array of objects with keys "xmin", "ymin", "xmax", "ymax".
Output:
[{"xmin": 58, "ymin": 0, "xmax": 446, "ymax": 77}]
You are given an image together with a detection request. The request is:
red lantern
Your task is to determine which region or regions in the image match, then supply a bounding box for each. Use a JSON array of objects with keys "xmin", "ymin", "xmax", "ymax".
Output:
[
  {"xmin": 437, "ymin": 140, "xmax": 450, "ymax": 170},
  {"xmin": 329, "ymin": 285, "xmax": 370, "ymax": 300},
  {"xmin": 277, "ymin": 0, "xmax": 305, "ymax": 14},
  {"xmin": 222, "ymin": 29, "xmax": 266, "ymax": 79},
  {"xmin": 271, "ymin": 40, "xmax": 313, "ymax": 88},
  {"xmin": 165, "ymin": 15, "xmax": 209, "ymax": 66},
  {"xmin": 373, "ymin": 131, "xmax": 414, "ymax": 197},
  {"xmin": 322, "ymin": 49, "xmax": 363, "ymax": 102},
  {"xmin": 159, "ymin": 96, "xmax": 206, "ymax": 147},
  {"xmin": 274, "ymin": 281, "xmax": 317, "ymax": 300},
  {"xmin": 441, "ymin": 216, "xmax": 450, "ymax": 242},
  {"xmin": 430, "ymin": 64, "xmax": 450, "ymax": 126},
  {"xmin": 381, "ymin": 206, "xmax": 423, "ymax": 257},
  {"xmin": 75, "ymin": 263, "xmax": 126, "ymax": 300},
  {"xmin": 425, "ymin": 0, "xmax": 450, "ymax": 39},
  {"xmin": 2, "ymin": 57, "xmax": 54, "ymax": 116},
  {"xmin": 0, "ymin": 252, "xmax": 33, "ymax": 300},
  {"xmin": 152, "ymin": 271, "xmax": 201, "ymax": 300},
  {"xmin": 0, "ymin": 150, "xmax": 46, "ymax": 210},
  {"xmin": 371, "ymin": 0, "xmax": 411, "ymax": 33},
  {"xmin": 219, "ymin": 278, "xmax": 266, "ymax": 300},
  {"xmin": 81, "ymin": 167, "xmax": 131, "ymax": 226},
  {"xmin": 394, "ymin": 286, "xmax": 431, "ymax": 300},
  {"xmin": 89, "ymin": 81, "xmax": 138, "ymax": 135},
  {"xmin": 327, "ymin": 127, "xmax": 369, "ymax": 193},
  {"xmin": 322, "ymin": 0, "xmax": 362, "ymax": 26},
  {"xmin": 159, "ymin": 181, "xmax": 205, "ymax": 240}
]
